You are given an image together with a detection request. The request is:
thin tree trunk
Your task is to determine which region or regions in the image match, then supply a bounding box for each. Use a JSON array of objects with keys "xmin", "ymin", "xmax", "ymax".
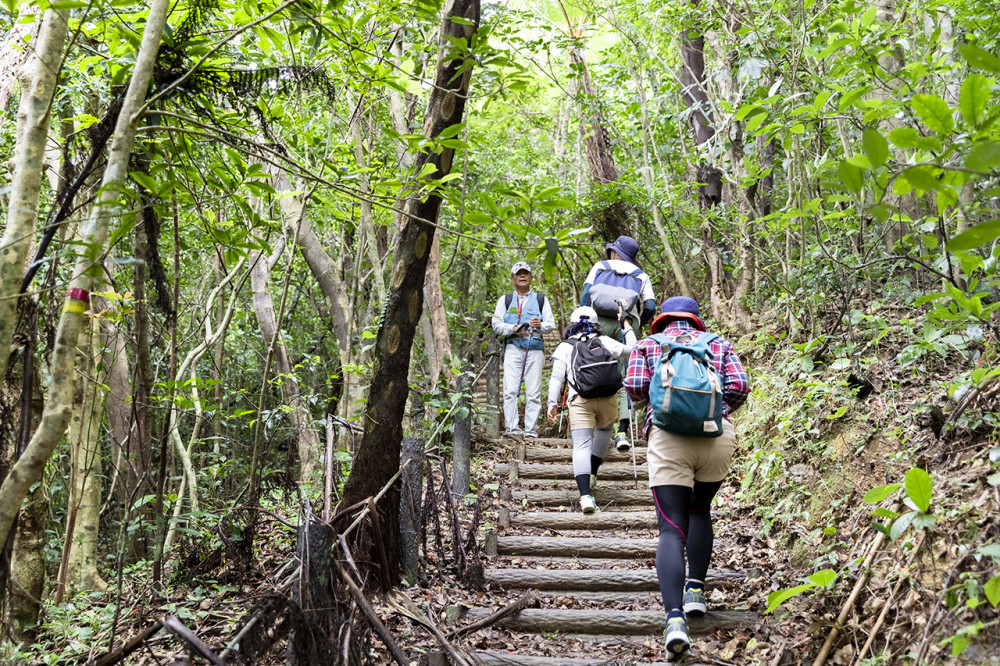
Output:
[
  {"xmin": 250, "ymin": 241, "xmax": 320, "ymax": 483},
  {"xmin": 58, "ymin": 314, "xmax": 108, "ymax": 598},
  {"xmin": 0, "ymin": 3, "xmax": 41, "ymax": 121},
  {"xmin": 424, "ymin": 233, "xmax": 453, "ymax": 391},
  {"xmin": 0, "ymin": 9, "xmax": 68, "ymax": 382},
  {"xmin": 0, "ymin": 0, "xmax": 171, "ymax": 550},
  {"xmin": 338, "ymin": 0, "xmax": 481, "ymax": 581}
]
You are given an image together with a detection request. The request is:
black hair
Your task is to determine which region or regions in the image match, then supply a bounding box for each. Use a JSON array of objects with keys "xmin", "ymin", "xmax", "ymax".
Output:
[{"xmin": 568, "ymin": 319, "xmax": 602, "ymax": 338}]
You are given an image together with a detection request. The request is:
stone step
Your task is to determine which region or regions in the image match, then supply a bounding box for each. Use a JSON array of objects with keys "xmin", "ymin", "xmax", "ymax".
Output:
[
  {"xmin": 498, "ymin": 462, "xmax": 649, "ymax": 481},
  {"xmin": 512, "ymin": 478, "xmax": 646, "ymax": 489},
  {"xmin": 498, "ymin": 536, "xmax": 657, "ymax": 558},
  {"xmin": 459, "ymin": 608, "xmax": 758, "ymax": 636},
  {"xmin": 525, "ymin": 447, "xmax": 647, "ymax": 463},
  {"xmin": 487, "ymin": 567, "xmax": 742, "ymax": 591},
  {"xmin": 510, "ymin": 510, "xmax": 657, "ymax": 531},
  {"xmin": 510, "ymin": 488, "xmax": 651, "ymax": 507}
]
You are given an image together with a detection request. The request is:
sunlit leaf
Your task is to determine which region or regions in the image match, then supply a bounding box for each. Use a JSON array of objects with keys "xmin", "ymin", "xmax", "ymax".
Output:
[
  {"xmin": 904, "ymin": 467, "xmax": 933, "ymax": 513},
  {"xmin": 863, "ymin": 483, "xmax": 901, "ymax": 503},
  {"xmin": 862, "ymin": 128, "xmax": 888, "ymax": 167},
  {"xmin": 911, "ymin": 94, "xmax": 954, "ymax": 134},
  {"xmin": 946, "ymin": 221, "xmax": 1000, "ymax": 252}
]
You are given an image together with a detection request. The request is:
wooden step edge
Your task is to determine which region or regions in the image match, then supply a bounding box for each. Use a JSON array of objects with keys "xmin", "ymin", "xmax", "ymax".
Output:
[
  {"xmin": 457, "ymin": 608, "xmax": 759, "ymax": 636},
  {"xmin": 468, "ymin": 651, "xmax": 711, "ymax": 666}
]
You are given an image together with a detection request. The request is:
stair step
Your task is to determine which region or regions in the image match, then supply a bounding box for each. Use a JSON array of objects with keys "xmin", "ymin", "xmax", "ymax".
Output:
[
  {"xmin": 510, "ymin": 510, "xmax": 657, "ymax": 530},
  {"xmin": 487, "ymin": 567, "xmax": 742, "ymax": 591},
  {"xmin": 511, "ymin": 489, "xmax": 651, "ymax": 507},
  {"xmin": 498, "ymin": 536, "xmax": 657, "ymax": 558},
  {"xmin": 473, "ymin": 651, "xmax": 708, "ymax": 665},
  {"xmin": 459, "ymin": 608, "xmax": 758, "ymax": 636},
  {"xmin": 513, "ymin": 479, "xmax": 647, "ymax": 489},
  {"xmin": 522, "ymin": 437, "xmax": 645, "ymax": 448},
  {"xmin": 498, "ymin": 462, "xmax": 648, "ymax": 480},
  {"xmin": 526, "ymin": 447, "xmax": 647, "ymax": 463}
]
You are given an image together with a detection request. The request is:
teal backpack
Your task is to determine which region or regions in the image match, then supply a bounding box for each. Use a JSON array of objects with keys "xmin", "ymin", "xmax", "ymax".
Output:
[{"xmin": 648, "ymin": 332, "xmax": 724, "ymax": 437}]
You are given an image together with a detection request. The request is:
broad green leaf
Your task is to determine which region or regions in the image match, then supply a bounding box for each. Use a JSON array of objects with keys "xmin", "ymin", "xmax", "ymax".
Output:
[
  {"xmin": 888, "ymin": 127, "xmax": 920, "ymax": 148},
  {"xmin": 958, "ymin": 44, "xmax": 1000, "ymax": 74},
  {"xmin": 985, "ymin": 576, "xmax": 1000, "ymax": 607},
  {"xmin": 904, "ymin": 467, "xmax": 933, "ymax": 512},
  {"xmin": 838, "ymin": 160, "xmax": 863, "ymax": 192},
  {"xmin": 863, "ymin": 483, "xmax": 901, "ymax": 503},
  {"xmin": 951, "ymin": 635, "xmax": 971, "ymax": 658},
  {"xmin": 965, "ymin": 141, "xmax": 1000, "ymax": 172},
  {"xmin": 960, "ymin": 73, "xmax": 992, "ymax": 128},
  {"xmin": 900, "ymin": 165, "xmax": 938, "ymax": 192},
  {"xmin": 827, "ymin": 406, "xmax": 847, "ymax": 419},
  {"xmin": 808, "ymin": 569, "xmax": 837, "ymax": 587},
  {"xmin": 946, "ymin": 221, "xmax": 1000, "ymax": 252},
  {"xmin": 765, "ymin": 584, "xmax": 815, "ymax": 614},
  {"xmin": 911, "ymin": 94, "xmax": 954, "ymax": 134},
  {"xmin": 862, "ymin": 128, "xmax": 889, "ymax": 167},
  {"xmin": 890, "ymin": 511, "xmax": 915, "ymax": 541}
]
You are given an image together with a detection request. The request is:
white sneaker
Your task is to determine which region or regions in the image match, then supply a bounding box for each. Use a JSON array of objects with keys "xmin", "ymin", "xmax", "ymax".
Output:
[
  {"xmin": 579, "ymin": 495, "xmax": 598, "ymax": 514},
  {"xmin": 614, "ymin": 433, "xmax": 631, "ymax": 452},
  {"xmin": 523, "ymin": 431, "xmax": 538, "ymax": 438},
  {"xmin": 504, "ymin": 429, "xmax": 522, "ymax": 437}
]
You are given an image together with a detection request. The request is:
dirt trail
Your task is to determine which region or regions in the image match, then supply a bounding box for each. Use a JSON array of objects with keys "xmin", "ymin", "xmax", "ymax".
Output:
[{"xmin": 452, "ymin": 435, "xmax": 761, "ymax": 665}]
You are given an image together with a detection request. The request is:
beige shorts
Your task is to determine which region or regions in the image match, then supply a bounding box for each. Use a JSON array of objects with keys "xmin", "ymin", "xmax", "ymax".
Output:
[
  {"xmin": 647, "ymin": 420, "xmax": 736, "ymax": 488},
  {"xmin": 568, "ymin": 394, "xmax": 618, "ymax": 431}
]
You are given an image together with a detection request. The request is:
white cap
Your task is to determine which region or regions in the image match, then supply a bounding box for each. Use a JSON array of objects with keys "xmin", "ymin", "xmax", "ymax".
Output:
[
  {"xmin": 570, "ymin": 306, "xmax": 598, "ymax": 323},
  {"xmin": 511, "ymin": 261, "xmax": 531, "ymax": 275}
]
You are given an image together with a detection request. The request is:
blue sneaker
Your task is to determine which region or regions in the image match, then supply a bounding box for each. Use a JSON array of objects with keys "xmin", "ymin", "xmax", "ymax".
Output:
[
  {"xmin": 665, "ymin": 614, "xmax": 690, "ymax": 659},
  {"xmin": 683, "ymin": 585, "xmax": 707, "ymax": 616}
]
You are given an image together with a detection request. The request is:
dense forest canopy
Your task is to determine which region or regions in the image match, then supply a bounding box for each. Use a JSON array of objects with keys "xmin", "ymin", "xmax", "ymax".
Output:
[{"xmin": 0, "ymin": 0, "xmax": 998, "ymax": 662}]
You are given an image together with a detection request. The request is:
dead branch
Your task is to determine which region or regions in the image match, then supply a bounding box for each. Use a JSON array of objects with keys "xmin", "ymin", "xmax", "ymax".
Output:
[
  {"xmin": 159, "ymin": 616, "xmax": 225, "ymax": 665},
  {"xmin": 448, "ymin": 590, "xmax": 539, "ymax": 640},
  {"xmin": 333, "ymin": 557, "xmax": 410, "ymax": 666},
  {"xmin": 388, "ymin": 591, "xmax": 476, "ymax": 666},
  {"xmin": 85, "ymin": 623, "xmax": 162, "ymax": 666}
]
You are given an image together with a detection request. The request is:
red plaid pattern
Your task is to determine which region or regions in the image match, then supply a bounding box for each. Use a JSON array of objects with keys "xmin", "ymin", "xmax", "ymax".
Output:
[{"xmin": 625, "ymin": 320, "xmax": 750, "ymax": 439}]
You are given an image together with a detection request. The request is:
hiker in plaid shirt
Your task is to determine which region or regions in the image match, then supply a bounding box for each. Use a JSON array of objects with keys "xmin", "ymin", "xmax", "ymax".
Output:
[{"xmin": 624, "ymin": 296, "xmax": 749, "ymax": 659}]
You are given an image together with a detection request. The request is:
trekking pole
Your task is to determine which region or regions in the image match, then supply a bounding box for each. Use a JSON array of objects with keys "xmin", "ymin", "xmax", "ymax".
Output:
[
  {"xmin": 514, "ymin": 324, "xmax": 532, "ymax": 401},
  {"xmin": 558, "ymin": 383, "xmax": 567, "ymax": 437}
]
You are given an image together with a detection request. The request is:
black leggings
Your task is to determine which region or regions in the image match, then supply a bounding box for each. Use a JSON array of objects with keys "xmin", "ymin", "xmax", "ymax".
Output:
[{"xmin": 652, "ymin": 482, "xmax": 723, "ymax": 612}]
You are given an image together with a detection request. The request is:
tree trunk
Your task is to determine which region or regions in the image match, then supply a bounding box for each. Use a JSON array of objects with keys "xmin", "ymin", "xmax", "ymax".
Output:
[
  {"xmin": 0, "ymin": 0, "xmax": 171, "ymax": 550},
  {"xmin": 423, "ymin": 233, "xmax": 453, "ymax": 391},
  {"xmin": 0, "ymin": 8, "xmax": 68, "ymax": 383},
  {"xmin": 9, "ymin": 484, "xmax": 46, "ymax": 643},
  {"xmin": 250, "ymin": 241, "xmax": 320, "ymax": 483},
  {"xmin": 451, "ymin": 364, "xmax": 472, "ymax": 497},
  {"xmin": 0, "ymin": 3, "xmax": 41, "ymax": 121},
  {"xmin": 680, "ymin": 6, "xmax": 722, "ymax": 209},
  {"xmin": 338, "ymin": 0, "xmax": 481, "ymax": 582},
  {"xmin": 58, "ymin": 314, "xmax": 108, "ymax": 597}
]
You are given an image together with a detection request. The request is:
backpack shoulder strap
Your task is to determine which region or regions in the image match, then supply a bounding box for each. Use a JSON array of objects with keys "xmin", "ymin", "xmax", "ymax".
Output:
[
  {"xmin": 599, "ymin": 260, "xmax": 612, "ymax": 273},
  {"xmin": 537, "ymin": 293, "xmax": 545, "ymax": 311},
  {"xmin": 629, "ymin": 267, "xmax": 644, "ymax": 278},
  {"xmin": 689, "ymin": 333, "xmax": 719, "ymax": 360},
  {"xmin": 505, "ymin": 292, "xmax": 513, "ymax": 310}
]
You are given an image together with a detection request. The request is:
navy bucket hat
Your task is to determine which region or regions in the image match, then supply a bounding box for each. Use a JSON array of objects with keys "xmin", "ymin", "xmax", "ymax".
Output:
[
  {"xmin": 650, "ymin": 296, "xmax": 706, "ymax": 333},
  {"xmin": 605, "ymin": 235, "xmax": 640, "ymax": 266}
]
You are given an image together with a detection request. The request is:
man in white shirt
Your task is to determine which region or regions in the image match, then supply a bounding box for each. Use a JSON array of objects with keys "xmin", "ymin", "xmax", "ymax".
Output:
[{"xmin": 491, "ymin": 262, "xmax": 556, "ymax": 437}]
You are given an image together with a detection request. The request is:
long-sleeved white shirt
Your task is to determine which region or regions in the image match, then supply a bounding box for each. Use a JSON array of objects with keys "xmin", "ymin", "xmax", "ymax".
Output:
[
  {"xmin": 547, "ymin": 328, "xmax": 636, "ymax": 406},
  {"xmin": 490, "ymin": 290, "xmax": 556, "ymax": 338}
]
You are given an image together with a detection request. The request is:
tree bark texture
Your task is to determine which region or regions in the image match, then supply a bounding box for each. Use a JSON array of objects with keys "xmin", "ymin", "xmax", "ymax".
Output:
[
  {"xmin": 0, "ymin": 3, "xmax": 41, "ymax": 121},
  {"xmin": 0, "ymin": 0, "xmax": 171, "ymax": 550},
  {"xmin": 423, "ymin": 233, "xmax": 453, "ymax": 391},
  {"xmin": 338, "ymin": 0, "xmax": 481, "ymax": 581},
  {"xmin": 10, "ymin": 483, "xmax": 46, "ymax": 642},
  {"xmin": 484, "ymin": 335, "xmax": 500, "ymax": 438},
  {"xmin": 680, "ymin": 2, "xmax": 722, "ymax": 209},
  {"xmin": 399, "ymin": 436, "xmax": 425, "ymax": 583},
  {"xmin": 0, "ymin": 9, "xmax": 68, "ymax": 383},
  {"xmin": 60, "ymin": 315, "xmax": 108, "ymax": 596},
  {"xmin": 250, "ymin": 244, "xmax": 320, "ymax": 483},
  {"xmin": 451, "ymin": 366, "xmax": 472, "ymax": 497}
]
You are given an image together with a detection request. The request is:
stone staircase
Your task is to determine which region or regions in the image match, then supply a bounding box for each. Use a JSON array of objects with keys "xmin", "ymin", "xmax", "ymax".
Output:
[{"xmin": 450, "ymin": 436, "xmax": 759, "ymax": 665}]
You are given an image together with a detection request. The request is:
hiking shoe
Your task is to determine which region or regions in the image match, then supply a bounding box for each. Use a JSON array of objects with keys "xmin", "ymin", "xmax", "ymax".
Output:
[
  {"xmin": 683, "ymin": 585, "xmax": 707, "ymax": 616},
  {"xmin": 579, "ymin": 495, "xmax": 599, "ymax": 514},
  {"xmin": 504, "ymin": 429, "xmax": 522, "ymax": 437},
  {"xmin": 614, "ymin": 433, "xmax": 631, "ymax": 452},
  {"xmin": 523, "ymin": 430, "xmax": 538, "ymax": 438},
  {"xmin": 664, "ymin": 615, "xmax": 690, "ymax": 659},
  {"xmin": 589, "ymin": 473, "xmax": 598, "ymax": 490}
]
